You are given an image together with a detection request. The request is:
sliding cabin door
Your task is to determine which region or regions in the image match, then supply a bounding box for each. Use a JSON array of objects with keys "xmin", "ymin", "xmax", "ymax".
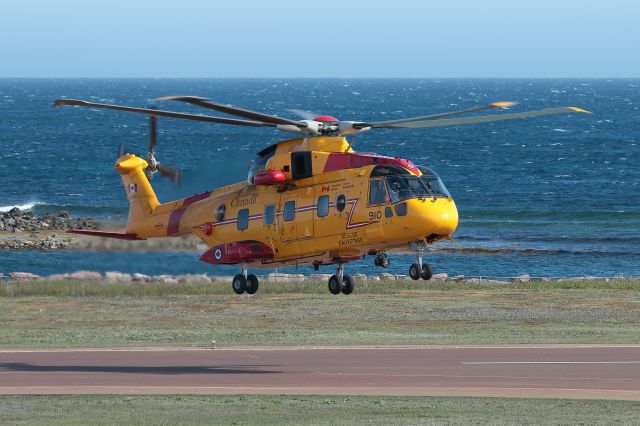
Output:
[{"xmin": 278, "ymin": 187, "xmax": 315, "ymax": 242}]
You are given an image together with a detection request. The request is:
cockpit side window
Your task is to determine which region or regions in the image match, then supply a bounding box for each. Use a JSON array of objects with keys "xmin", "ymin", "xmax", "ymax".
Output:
[{"xmin": 368, "ymin": 179, "xmax": 389, "ymax": 205}]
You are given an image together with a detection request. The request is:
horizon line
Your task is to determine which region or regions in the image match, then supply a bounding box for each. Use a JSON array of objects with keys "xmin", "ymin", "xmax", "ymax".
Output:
[{"xmin": 1, "ymin": 76, "xmax": 639, "ymax": 80}]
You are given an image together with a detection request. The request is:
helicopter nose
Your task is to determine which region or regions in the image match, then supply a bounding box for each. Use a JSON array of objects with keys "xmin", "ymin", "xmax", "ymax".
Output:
[
  {"xmin": 409, "ymin": 197, "xmax": 458, "ymax": 236},
  {"xmin": 438, "ymin": 203, "xmax": 459, "ymax": 235}
]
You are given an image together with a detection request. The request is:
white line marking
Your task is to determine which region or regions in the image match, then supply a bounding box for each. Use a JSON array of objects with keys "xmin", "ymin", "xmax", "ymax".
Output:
[
  {"xmin": 1, "ymin": 344, "xmax": 640, "ymax": 353},
  {"xmin": 463, "ymin": 361, "xmax": 640, "ymax": 365}
]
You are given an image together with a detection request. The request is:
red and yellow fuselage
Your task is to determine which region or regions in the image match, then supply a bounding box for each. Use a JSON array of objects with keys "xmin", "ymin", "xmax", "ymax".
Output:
[{"xmin": 108, "ymin": 136, "xmax": 458, "ymax": 268}]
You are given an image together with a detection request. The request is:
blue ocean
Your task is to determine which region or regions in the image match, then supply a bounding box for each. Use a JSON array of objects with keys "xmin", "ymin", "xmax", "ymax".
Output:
[{"xmin": 1, "ymin": 79, "xmax": 639, "ymax": 278}]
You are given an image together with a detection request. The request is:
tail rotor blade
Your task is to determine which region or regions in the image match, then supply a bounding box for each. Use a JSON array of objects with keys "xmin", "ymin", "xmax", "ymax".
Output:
[{"xmin": 157, "ymin": 163, "xmax": 182, "ymax": 185}]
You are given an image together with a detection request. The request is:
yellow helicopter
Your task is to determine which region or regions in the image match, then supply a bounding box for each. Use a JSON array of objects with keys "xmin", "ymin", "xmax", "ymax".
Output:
[{"xmin": 53, "ymin": 96, "xmax": 589, "ymax": 295}]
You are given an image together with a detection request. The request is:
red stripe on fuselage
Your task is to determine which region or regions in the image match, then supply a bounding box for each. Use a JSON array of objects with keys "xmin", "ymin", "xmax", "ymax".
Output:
[
  {"xmin": 323, "ymin": 152, "xmax": 419, "ymax": 175},
  {"xmin": 167, "ymin": 207, "xmax": 187, "ymax": 235},
  {"xmin": 168, "ymin": 191, "xmax": 213, "ymax": 236},
  {"xmin": 183, "ymin": 191, "xmax": 213, "ymax": 206}
]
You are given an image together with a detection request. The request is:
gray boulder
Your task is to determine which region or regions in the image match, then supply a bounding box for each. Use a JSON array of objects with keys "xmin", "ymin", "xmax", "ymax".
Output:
[{"xmin": 9, "ymin": 272, "xmax": 41, "ymax": 280}]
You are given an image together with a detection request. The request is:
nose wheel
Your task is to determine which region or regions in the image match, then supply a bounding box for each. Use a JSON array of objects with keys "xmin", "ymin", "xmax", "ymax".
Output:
[
  {"xmin": 232, "ymin": 265, "xmax": 259, "ymax": 294},
  {"xmin": 374, "ymin": 252, "xmax": 390, "ymax": 268},
  {"xmin": 409, "ymin": 241, "xmax": 433, "ymax": 280},
  {"xmin": 328, "ymin": 264, "xmax": 355, "ymax": 295}
]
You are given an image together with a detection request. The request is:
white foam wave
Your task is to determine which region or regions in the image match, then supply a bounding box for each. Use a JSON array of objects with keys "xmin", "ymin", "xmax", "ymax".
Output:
[{"xmin": 0, "ymin": 202, "xmax": 41, "ymax": 212}]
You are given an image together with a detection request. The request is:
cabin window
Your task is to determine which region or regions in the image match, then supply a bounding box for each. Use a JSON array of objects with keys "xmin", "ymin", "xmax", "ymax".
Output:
[
  {"xmin": 237, "ymin": 208, "xmax": 249, "ymax": 230},
  {"xmin": 284, "ymin": 200, "xmax": 296, "ymax": 222},
  {"xmin": 215, "ymin": 204, "xmax": 226, "ymax": 221},
  {"xmin": 394, "ymin": 202, "xmax": 408, "ymax": 217},
  {"xmin": 385, "ymin": 207, "xmax": 393, "ymax": 218},
  {"xmin": 317, "ymin": 195, "xmax": 329, "ymax": 217},
  {"xmin": 368, "ymin": 179, "xmax": 388, "ymax": 205},
  {"xmin": 264, "ymin": 205, "xmax": 275, "ymax": 225},
  {"xmin": 336, "ymin": 194, "xmax": 347, "ymax": 212}
]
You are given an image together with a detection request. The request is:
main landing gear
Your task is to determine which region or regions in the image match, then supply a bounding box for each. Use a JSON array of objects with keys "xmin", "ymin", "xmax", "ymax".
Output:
[
  {"xmin": 232, "ymin": 265, "xmax": 259, "ymax": 295},
  {"xmin": 328, "ymin": 264, "xmax": 355, "ymax": 295},
  {"xmin": 409, "ymin": 241, "xmax": 433, "ymax": 280}
]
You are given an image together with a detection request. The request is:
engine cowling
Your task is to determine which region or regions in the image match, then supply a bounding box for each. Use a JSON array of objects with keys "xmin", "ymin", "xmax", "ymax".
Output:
[{"xmin": 252, "ymin": 169, "xmax": 286, "ymax": 186}]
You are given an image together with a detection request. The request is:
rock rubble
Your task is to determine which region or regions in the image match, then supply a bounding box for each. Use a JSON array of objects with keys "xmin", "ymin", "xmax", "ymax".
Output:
[
  {"xmin": 0, "ymin": 270, "xmax": 611, "ymax": 283},
  {"xmin": 0, "ymin": 208, "xmax": 99, "ymax": 233},
  {"xmin": 0, "ymin": 208, "xmax": 101, "ymax": 251}
]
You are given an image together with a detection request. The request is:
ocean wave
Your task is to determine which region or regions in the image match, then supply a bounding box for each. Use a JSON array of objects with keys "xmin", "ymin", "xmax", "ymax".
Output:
[
  {"xmin": 430, "ymin": 247, "xmax": 639, "ymax": 256},
  {"xmin": 456, "ymin": 235, "xmax": 640, "ymax": 244},
  {"xmin": 0, "ymin": 202, "xmax": 42, "ymax": 213},
  {"xmin": 30, "ymin": 204, "xmax": 127, "ymax": 217},
  {"xmin": 1, "ymin": 202, "xmax": 127, "ymax": 217}
]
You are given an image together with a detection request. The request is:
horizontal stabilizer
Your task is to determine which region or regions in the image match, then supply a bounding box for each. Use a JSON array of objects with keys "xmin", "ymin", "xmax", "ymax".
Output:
[{"xmin": 67, "ymin": 229, "xmax": 146, "ymax": 240}]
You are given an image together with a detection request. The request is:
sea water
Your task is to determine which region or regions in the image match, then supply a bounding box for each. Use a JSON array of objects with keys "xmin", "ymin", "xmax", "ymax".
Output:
[{"xmin": 1, "ymin": 78, "xmax": 639, "ymax": 278}]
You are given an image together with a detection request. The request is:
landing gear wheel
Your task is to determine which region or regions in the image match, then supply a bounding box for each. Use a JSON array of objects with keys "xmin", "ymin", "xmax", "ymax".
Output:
[
  {"xmin": 409, "ymin": 263, "xmax": 422, "ymax": 280},
  {"xmin": 328, "ymin": 275, "xmax": 343, "ymax": 295},
  {"xmin": 374, "ymin": 253, "xmax": 390, "ymax": 268},
  {"xmin": 232, "ymin": 274, "xmax": 247, "ymax": 294},
  {"xmin": 341, "ymin": 275, "xmax": 355, "ymax": 295},
  {"xmin": 246, "ymin": 274, "xmax": 259, "ymax": 294},
  {"xmin": 421, "ymin": 264, "xmax": 433, "ymax": 280}
]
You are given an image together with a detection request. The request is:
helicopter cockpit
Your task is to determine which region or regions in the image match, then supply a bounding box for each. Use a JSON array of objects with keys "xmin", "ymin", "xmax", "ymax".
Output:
[{"xmin": 368, "ymin": 165, "xmax": 450, "ymax": 205}]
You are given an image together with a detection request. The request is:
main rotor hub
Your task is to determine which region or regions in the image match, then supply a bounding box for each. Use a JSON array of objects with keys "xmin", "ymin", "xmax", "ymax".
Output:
[{"xmin": 313, "ymin": 115, "xmax": 339, "ymax": 123}]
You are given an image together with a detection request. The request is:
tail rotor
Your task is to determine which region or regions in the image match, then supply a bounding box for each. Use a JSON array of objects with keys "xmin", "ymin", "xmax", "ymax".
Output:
[{"xmin": 144, "ymin": 107, "xmax": 181, "ymax": 185}]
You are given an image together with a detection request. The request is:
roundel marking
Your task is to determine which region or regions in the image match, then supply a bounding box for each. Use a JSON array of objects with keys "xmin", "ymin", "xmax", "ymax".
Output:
[{"xmin": 214, "ymin": 248, "xmax": 222, "ymax": 260}]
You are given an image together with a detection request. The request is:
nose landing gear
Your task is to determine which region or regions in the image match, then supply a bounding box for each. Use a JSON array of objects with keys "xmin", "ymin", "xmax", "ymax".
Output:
[
  {"xmin": 374, "ymin": 252, "xmax": 390, "ymax": 268},
  {"xmin": 409, "ymin": 241, "xmax": 433, "ymax": 280},
  {"xmin": 328, "ymin": 264, "xmax": 355, "ymax": 295},
  {"xmin": 232, "ymin": 265, "xmax": 259, "ymax": 294}
]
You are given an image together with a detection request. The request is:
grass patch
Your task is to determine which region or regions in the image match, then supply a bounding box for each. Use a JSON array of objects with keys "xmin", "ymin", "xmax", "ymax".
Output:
[
  {"xmin": 1, "ymin": 279, "xmax": 639, "ymax": 348},
  {"xmin": 2, "ymin": 277, "xmax": 640, "ymax": 298},
  {"xmin": 1, "ymin": 395, "xmax": 638, "ymax": 425}
]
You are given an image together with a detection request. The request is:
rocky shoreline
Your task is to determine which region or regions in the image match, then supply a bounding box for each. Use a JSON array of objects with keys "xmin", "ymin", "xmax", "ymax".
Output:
[
  {"xmin": 0, "ymin": 207, "xmax": 205, "ymax": 251},
  {"xmin": 0, "ymin": 270, "xmax": 618, "ymax": 284},
  {"xmin": 0, "ymin": 208, "xmax": 99, "ymax": 250}
]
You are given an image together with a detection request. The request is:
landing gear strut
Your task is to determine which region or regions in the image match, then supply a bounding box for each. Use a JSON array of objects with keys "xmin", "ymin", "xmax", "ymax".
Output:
[
  {"xmin": 328, "ymin": 264, "xmax": 355, "ymax": 295},
  {"xmin": 232, "ymin": 265, "xmax": 259, "ymax": 294},
  {"xmin": 409, "ymin": 242, "xmax": 433, "ymax": 280},
  {"xmin": 374, "ymin": 252, "xmax": 390, "ymax": 268}
]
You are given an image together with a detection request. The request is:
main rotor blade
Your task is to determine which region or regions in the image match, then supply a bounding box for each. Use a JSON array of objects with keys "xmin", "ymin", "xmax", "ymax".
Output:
[
  {"xmin": 53, "ymin": 99, "xmax": 274, "ymax": 128},
  {"xmin": 287, "ymin": 108, "xmax": 323, "ymax": 120},
  {"xmin": 148, "ymin": 111, "xmax": 157, "ymax": 154},
  {"xmin": 158, "ymin": 96, "xmax": 306, "ymax": 128},
  {"xmin": 366, "ymin": 107, "xmax": 591, "ymax": 129},
  {"xmin": 354, "ymin": 101, "xmax": 517, "ymax": 129}
]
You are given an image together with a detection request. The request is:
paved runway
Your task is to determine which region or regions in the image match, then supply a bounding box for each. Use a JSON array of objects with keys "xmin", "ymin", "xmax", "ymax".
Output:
[{"xmin": 1, "ymin": 345, "xmax": 639, "ymax": 400}]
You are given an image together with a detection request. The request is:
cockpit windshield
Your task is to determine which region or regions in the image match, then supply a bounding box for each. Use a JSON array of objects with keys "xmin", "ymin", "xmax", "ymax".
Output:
[
  {"xmin": 368, "ymin": 165, "xmax": 450, "ymax": 205},
  {"xmin": 248, "ymin": 145, "xmax": 277, "ymax": 181},
  {"xmin": 417, "ymin": 165, "xmax": 451, "ymax": 198}
]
